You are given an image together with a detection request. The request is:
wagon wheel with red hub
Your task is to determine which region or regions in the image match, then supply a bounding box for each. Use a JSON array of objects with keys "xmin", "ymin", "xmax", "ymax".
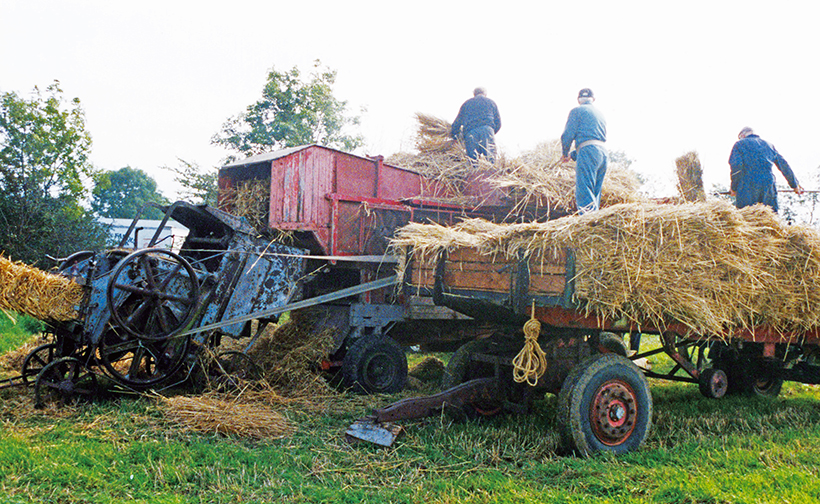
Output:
[
  {"xmin": 34, "ymin": 357, "xmax": 98, "ymax": 408},
  {"xmin": 106, "ymin": 249, "xmax": 200, "ymax": 342},
  {"xmin": 557, "ymin": 353, "xmax": 653, "ymax": 456}
]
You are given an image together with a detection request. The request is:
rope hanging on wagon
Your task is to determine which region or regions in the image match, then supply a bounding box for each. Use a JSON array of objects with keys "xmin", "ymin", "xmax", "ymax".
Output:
[{"xmin": 512, "ymin": 301, "xmax": 548, "ymax": 386}]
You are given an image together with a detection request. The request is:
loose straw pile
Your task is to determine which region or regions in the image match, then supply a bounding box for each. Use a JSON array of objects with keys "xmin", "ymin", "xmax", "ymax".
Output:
[
  {"xmin": 159, "ymin": 393, "xmax": 295, "ymax": 439},
  {"xmin": 0, "ymin": 256, "xmax": 82, "ymax": 322},
  {"xmin": 220, "ymin": 178, "xmax": 271, "ymax": 232},
  {"xmin": 392, "ymin": 200, "xmax": 820, "ymax": 339},
  {"xmin": 387, "ymin": 114, "xmax": 644, "ymax": 216}
]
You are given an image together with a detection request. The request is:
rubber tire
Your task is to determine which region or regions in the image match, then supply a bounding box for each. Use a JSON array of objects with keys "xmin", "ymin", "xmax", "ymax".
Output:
[
  {"xmin": 441, "ymin": 339, "xmax": 494, "ymax": 390},
  {"xmin": 698, "ymin": 367, "xmax": 728, "ymax": 399},
  {"xmin": 557, "ymin": 353, "xmax": 653, "ymax": 456},
  {"xmin": 741, "ymin": 362, "xmax": 783, "ymax": 398},
  {"xmin": 597, "ymin": 332, "xmax": 629, "ymax": 357},
  {"xmin": 342, "ymin": 336, "xmax": 407, "ymax": 394}
]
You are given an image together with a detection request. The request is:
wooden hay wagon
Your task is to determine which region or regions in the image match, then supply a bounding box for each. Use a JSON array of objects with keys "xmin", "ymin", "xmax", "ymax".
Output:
[{"xmin": 358, "ymin": 211, "xmax": 820, "ymax": 456}]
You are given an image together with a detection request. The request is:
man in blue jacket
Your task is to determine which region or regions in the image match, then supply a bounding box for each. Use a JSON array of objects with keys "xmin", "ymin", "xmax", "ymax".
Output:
[
  {"xmin": 451, "ymin": 87, "xmax": 501, "ymax": 164},
  {"xmin": 729, "ymin": 127, "xmax": 803, "ymax": 212},
  {"xmin": 561, "ymin": 88, "xmax": 607, "ymax": 213}
]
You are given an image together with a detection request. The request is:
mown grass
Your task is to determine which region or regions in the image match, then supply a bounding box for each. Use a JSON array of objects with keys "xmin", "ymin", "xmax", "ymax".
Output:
[{"xmin": 2, "ymin": 328, "xmax": 820, "ymax": 503}]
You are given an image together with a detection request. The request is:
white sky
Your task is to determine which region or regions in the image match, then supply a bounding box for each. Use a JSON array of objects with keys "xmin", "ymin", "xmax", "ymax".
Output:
[{"xmin": 2, "ymin": 0, "xmax": 819, "ymax": 199}]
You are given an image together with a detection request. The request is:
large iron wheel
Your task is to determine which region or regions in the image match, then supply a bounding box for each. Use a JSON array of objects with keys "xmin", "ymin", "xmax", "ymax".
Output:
[
  {"xmin": 342, "ymin": 336, "xmax": 407, "ymax": 394},
  {"xmin": 34, "ymin": 357, "xmax": 98, "ymax": 408},
  {"xmin": 557, "ymin": 353, "xmax": 653, "ymax": 456},
  {"xmin": 96, "ymin": 330, "xmax": 190, "ymax": 389},
  {"xmin": 106, "ymin": 249, "xmax": 200, "ymax": 341},
  {"xmin": 22, "ymin": 343, "xmax": 60, "ymax": 385}
]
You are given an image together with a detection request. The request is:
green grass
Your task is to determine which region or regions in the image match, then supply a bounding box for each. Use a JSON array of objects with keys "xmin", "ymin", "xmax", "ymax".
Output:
[
  {"xmin": 3, "ymin": 334, "xmax": 820, "ymax": 503},
  {"xmin": 0, "ymin": 313, "xmax": 42, "ymax": 355}
]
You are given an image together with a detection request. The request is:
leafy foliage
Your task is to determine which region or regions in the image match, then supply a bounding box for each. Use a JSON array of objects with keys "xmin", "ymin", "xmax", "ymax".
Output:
[
  {"xmin": 91, "ymin": 166, "xmax": 169, "ymax": 220},
  {"xmin": 163, "ymin": 159, "xmax": 218, "ymax": 206},
  {"xmin": 0, "ymin": 81, "xmax": 107, "ymax": 266},
  {"xmin": 212, "ymin": 60, "xmax": 363, "ymax": 163}
]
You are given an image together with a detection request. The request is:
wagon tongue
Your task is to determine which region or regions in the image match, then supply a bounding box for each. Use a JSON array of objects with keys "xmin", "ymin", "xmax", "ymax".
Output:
[{"xmin": 345, "ymin": 377, "xmax": 499, "ymax": 447}]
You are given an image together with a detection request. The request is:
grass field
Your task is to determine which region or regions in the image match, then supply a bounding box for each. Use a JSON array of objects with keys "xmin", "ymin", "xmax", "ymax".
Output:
[{"xmin": 2, "ymin": 325, "xmax": 820, "ymax": 503}]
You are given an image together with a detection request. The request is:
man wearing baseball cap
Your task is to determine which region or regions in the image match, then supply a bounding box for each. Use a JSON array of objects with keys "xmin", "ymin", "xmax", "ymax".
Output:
[
  {"xmin": 561, "ymin": 88, "xmax": 608, "ymax": 213},
  {"xmin": 729, "ymin": 127, "xmax": 803, "ymax": 212}
]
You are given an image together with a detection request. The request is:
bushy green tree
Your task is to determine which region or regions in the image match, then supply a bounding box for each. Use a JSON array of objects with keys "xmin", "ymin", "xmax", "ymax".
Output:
[
  {"xmin": 0, "ymin": 81, "xmax": 107, "ymax": 266},
  {"xmin": 91, "ymin": 166, "xmax": 169, "ymax": 219},
  {"xmin": 163, "ymin": 159, "xmax": 218, "ymax": 206},
  {"xmin": 212, "ymin": 60, "xmax": 363, "ymax": 162}
]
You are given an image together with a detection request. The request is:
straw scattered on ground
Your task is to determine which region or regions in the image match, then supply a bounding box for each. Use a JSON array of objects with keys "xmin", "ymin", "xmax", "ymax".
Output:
[
  {"xmin": 0, "ymin": 256, "xmax": 83, "ymax": 322},
  {"xmin": 392, "ymin": 200, "xmax": 820, "ymax": 339},
  {"xmin": 158, "ymin": 392, "xmax": 295, "ymax": 440}
]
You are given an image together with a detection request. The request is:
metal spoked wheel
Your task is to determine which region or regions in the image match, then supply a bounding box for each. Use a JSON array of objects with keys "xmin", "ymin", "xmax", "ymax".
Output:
[
  {"xmin": 22, "ymin": 342, "xmax": 60, "ymax": 385},
  {"xmin": 96, "ymin": 330, "xmax": 190, "ymax": 389},
  {"xmin": 557, "ymin": 353, "xmax": 653, "ymax": 456},
  {"xmin": 34, "ymin": 357, "xmax": 98, "ymax": 408},
  {"xmin": 106, "ymin": 248, "xmax": 200, "ymax": 342}
]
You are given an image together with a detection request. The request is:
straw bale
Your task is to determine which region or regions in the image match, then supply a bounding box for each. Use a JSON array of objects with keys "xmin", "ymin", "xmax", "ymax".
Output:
[
  {"xmin": 159, "ymin": 393, "xmax": 294, "ymax": 439},
  {"xmin": 676, "ymin": 151, "xmax": 706, "ymax": 202},
  {"xmin": 391, "ymin": 200, "xmax": 820, "ymax": 339},
  {"xmin": 0, "ymin": 256, "xmax": 82, "ymax": 322}
]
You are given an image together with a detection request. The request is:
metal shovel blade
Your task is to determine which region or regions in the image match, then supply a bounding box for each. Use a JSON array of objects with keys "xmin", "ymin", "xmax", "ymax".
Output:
[{"xmin": 345, "ymin": 418, "xmax": 404, "ymax": 447}]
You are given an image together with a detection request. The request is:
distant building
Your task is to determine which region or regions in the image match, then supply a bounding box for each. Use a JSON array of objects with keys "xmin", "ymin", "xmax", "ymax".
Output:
[{"xmin": 98, "ymin": 218, "xmax": 189, "ymax": 250}]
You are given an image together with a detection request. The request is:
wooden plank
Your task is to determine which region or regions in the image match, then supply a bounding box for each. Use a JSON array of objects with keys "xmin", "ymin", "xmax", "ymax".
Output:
[{"xmin": 528, "ymin": 274, "xmax": 566, "ymax": 296}]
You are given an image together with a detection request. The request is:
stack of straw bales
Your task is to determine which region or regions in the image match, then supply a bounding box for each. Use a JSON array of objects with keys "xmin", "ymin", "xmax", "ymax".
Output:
[
  {"xmin": 392, "ymin": 200, "xmax": 820, "ymax": 338},
  {"xmin": 0, "ymin": 256, "xmax": 82, "ymax": 322},
  {"xmin": 387, "ymin": 113, "xmax": 644, "ymax": 216}
]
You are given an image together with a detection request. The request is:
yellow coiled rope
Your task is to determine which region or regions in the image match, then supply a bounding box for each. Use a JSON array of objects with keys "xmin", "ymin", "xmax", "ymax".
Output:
[{"xmin": 512, "ymin": 302, "xmax": 548, "ymax": 386}]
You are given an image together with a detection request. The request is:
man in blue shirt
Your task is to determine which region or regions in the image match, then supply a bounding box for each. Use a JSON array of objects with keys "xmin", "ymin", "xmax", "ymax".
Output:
[
  {"xmin": 561, "ymin": 88, "xmax": 607, "ymax": 213},
  {"xmin": 729, "ymin": 127, "xmax": 803, "ymax": 212},
  {"xmin": 451, "ymin": 87, "xmax": 502, "ymax": 164}
]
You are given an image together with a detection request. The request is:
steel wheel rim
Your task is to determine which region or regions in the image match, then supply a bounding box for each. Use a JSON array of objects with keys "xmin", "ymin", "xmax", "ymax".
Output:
[{"xmin": 590, "ymin": 379, "xmax": 638, "ymax": 446}]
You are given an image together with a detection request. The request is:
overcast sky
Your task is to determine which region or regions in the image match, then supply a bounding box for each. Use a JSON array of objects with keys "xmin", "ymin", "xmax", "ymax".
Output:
[{"xmin": 2, "ymin": 0, "xmax": 819, "ymax": 199}]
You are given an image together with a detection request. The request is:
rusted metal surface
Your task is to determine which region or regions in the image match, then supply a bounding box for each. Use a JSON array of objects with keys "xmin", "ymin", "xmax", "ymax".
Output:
[{"xmin": 373, "ymin": 377, "xmax": 500, "ymax": 423}]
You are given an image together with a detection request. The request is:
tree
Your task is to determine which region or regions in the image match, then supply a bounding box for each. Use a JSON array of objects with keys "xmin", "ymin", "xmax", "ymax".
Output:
[
  {"xmin": 212, "ymin": 60, "xmax": 364, "ymax": 162},
  {"xmin": 0, "ymin": 81, "xmax": 107, "ymax": 266},
  {"xmin": 91, "ymin": 166, "xmax": 170, "ymax": 220},
  {"xmin": 163, "ymin": 159, "xmax": 218, "ymax": 206}
]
